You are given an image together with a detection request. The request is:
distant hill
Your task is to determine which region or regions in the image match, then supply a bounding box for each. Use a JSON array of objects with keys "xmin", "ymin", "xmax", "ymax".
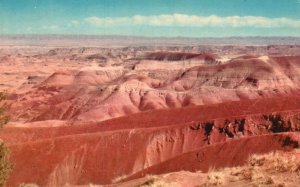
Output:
[{"xmin": 0, "ymin": 35, "xmax": 300, "ymax": 47}]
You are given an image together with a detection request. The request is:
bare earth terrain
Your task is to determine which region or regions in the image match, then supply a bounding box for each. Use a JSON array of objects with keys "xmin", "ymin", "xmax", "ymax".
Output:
[{"xmin": 0, "ymin": 36, "xmax": 300, "ymax": 187}]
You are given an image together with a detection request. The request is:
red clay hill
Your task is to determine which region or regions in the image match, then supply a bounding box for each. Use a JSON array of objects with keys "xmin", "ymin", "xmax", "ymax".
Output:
[{"xmin": 0, "ymin": 43, "xmax": 300, "ymax": 186}]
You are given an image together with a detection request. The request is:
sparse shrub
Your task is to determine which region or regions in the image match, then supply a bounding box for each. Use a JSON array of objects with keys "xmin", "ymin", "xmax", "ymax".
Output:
[
  {"xmin": 0, "ymin": 91, "xmax": 12, "ymax": 187},
  {"xmin": 239, "ymin": 168, "xmax": 253, "ymax": 181},
  {"xmin": 251, "ymin": 172, "xmax": 274, "ymax": 185},
  {"xmin": 273, "ymin": 183, "xmax": 285, "ymax": 187},
  {"xmin": 264, "ymin": 177, "xmax": 274, "ymax": 185},
  {"xmin": 0, "ymin": 115, "xmax": 9, "ymax": 129},
  {"xmin": 0, "ymin": 143, "xmax": 11, "ymax": 187},
  {"xmin": 202, "ymin": 170, "xmax": 227, "ymax": 187},
  {"xmin": 0, "ymin": 93, "xmax": 5, "ymax": 101},
  {"xmin": 19, "ymin": 183, "xmax": 39, "ymax": 187},
  {"xmin": 248, "ymin": 154, "xmax": 266, "ymax": 167},
  {"xmin": 198, "ymin": 150, "xmax": 300, "ymax": 186},
  {"xmin": 0, "ymin": 92, "xmax": 9, "ymax": 128},
  {"xmin": 139, "ymin": 176, "xmax": 179, "ymax": 187}
]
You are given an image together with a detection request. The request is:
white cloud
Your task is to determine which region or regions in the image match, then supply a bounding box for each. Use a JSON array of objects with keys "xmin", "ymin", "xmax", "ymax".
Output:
[
  {"xmin": 85, "ymin": 14, "xmax": 300, "ymax": 28},
  {"xmin": 42, "ymin": 25, "xmax": 60, "ymax": 30},
  {"xmin": 70, "ymin": 20, "xmax": 80, "ymax": 26}
]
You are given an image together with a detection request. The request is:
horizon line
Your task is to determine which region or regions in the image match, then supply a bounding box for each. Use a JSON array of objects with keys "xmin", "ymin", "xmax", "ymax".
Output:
[{"xmin": 1, "ymin": 34, "xmax": 300, "ymax": 39}]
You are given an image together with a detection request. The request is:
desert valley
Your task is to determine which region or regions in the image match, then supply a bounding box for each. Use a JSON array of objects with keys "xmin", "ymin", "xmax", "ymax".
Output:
[{"xmin": 0, "ymin": 36, "xmax": 299, "ymax": 186}]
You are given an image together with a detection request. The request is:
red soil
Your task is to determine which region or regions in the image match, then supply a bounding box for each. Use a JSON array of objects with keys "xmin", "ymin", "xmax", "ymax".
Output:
[
  {"xmin": 1, "ymin": 96, "xmax": 300, "ymax": 145},
  {"xmin": 6, "ymin": 55, "xmax": 300, "ymax": 124},
  {"xmin": 1, "ymin": 96, "xmax": 300, "ymax": 186},
  {"xmin": 123, "ymin": 133, "xmax": 300, "ymax": 183},
  {"xmin": 1, "ymin": 50, "xmax": 300, "ymax": 186}
]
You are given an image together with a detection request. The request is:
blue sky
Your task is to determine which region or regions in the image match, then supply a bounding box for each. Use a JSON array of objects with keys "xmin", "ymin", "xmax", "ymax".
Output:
[{"xmin": 0, "ymin": 0, "xmax": 300, "ymax": 37}]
